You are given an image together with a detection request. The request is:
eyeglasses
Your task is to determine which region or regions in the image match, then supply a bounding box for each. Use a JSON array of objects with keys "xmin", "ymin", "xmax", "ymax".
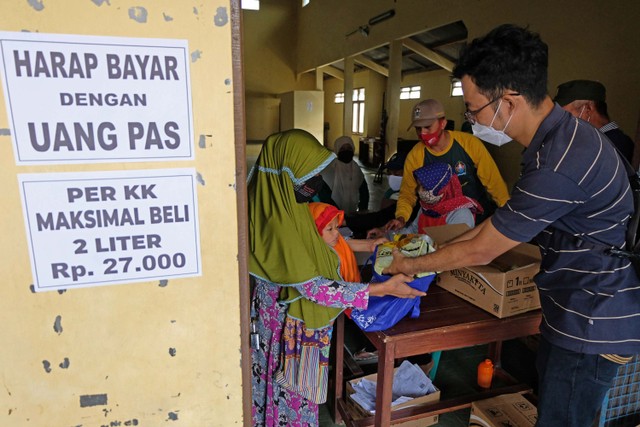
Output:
[{"xmin": 464, "ymin": 93, "xmax": 520, "ymax": 125}]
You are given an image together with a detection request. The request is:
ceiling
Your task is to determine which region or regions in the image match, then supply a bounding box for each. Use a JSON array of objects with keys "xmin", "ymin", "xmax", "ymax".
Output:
[{"xmin": 326, "ymin": 20, "xmax": 468, "ymax": 78}]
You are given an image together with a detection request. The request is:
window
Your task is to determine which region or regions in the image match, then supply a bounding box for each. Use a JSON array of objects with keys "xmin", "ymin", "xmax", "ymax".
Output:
[
  {"xmin": 352, "ymin": 88, "xmax": 365, "ymax": 134},
  {"xmin": 241, "ymin": 0, "xmax": 259, "ymax": 10},
  {"xmin": 334, "ymin": 89, "xmax": 365, "ymax": 134},
  {"xmin": 451, "ymin": 79, "xmax": 463, "ymax": 97},
  {"xmin": 400, "ymin": 85, "xmax": 421, "ymax": 100}
]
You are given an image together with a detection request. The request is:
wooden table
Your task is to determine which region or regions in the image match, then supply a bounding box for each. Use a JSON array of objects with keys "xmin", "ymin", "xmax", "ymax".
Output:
[{"xmin": 331, "ymin": 283, "xmax": 542, "ymax": 426}]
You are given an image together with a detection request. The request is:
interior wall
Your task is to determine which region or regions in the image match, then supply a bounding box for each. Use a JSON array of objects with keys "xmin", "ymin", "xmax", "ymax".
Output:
[
  {"xmin": 0, "ymin": 2, "xmax": 244, "ymax": 426},
  {"xmin": 289, "ymin": 0, "xmax": 640, "ymax": 181},
  {"xmin": 242, "ymin": 0, "xmax": 315, "ymax": 142},
  {"xmin": 296, "ymin": 0, "xmax": 640, "ymax": 136}
]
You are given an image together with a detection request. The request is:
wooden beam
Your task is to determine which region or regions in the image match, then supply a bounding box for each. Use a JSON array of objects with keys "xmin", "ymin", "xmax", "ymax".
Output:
[
  {"xmin": 353, "ymin": 54, "xmax": 389, "ymax": 77},
  {"xmin": 318, "ymin": 65, "xmax": 344, "ymax": 81},
  {"xmin": 402, "ymin": 38, "xmax": 455, "ymax": 72}
]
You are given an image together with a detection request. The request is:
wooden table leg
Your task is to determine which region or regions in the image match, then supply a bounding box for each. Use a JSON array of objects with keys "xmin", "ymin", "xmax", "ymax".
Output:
[
  {"xmin": 374, "ymin": 341, "xmax": 396, "ymax": 427},
  {"xmin": 488, "ymin": 341, "xmax": 503, "ymax": 368}
]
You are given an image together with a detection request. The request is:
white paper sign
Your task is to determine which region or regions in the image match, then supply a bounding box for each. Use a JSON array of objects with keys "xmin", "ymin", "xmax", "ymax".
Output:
[
  {"xmin": 0, "ymin": 31, "xmax": 194, "ymax": 164},
  {"xmin": 19, "ymin": 169, "xmax": 201, "ymax": 292}
]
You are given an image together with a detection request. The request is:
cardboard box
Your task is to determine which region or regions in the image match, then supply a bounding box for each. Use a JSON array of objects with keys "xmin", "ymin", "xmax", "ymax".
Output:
[
  {"xmin": 346, "ymin": 364, "xmax": 440, "ymax": 427},
  {"xmin": 469, "ymin": 393, "xmax": 538, "ymax": 426},
  {"xmin": 426, "ymin": 225, "xmax": 542, "ymax": 318}
]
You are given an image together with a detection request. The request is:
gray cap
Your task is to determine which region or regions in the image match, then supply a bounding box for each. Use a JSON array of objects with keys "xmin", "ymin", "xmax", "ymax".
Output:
[{"xmin": 408, "ymin": 99, "xmax": 445, "ymax": 130}]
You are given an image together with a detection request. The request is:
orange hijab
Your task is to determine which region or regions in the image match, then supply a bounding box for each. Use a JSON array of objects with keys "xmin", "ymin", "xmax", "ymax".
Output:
[{"xmin": 308, "ymin": 203, "xmax": 361, "ymax": 283}]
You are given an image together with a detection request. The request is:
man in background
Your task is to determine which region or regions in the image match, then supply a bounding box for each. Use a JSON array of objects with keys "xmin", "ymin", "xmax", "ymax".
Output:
[
  {"xmin": 554, "ymin": 79, "xmax": 635, "ymax": 163},
  {"xmin": 385, "ymin": 98, "xmax": 509, "ymax": 231}
]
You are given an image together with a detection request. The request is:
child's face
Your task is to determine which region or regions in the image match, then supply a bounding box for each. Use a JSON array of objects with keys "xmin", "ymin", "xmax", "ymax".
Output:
[{"xmin": 321, "ymin": 217, "xmax": 341, "ymax": 247}]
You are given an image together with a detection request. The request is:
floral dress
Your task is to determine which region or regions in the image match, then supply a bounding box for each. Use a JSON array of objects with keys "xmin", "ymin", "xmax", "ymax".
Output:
[{"xmin": 251, "ymin": 276, "xmax": 369, "ymax": 427}]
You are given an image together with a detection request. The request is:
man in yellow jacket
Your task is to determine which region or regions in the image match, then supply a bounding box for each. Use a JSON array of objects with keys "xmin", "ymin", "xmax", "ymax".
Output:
[{"xmin": 386, "ymin": 98, "xmax": 509, "ymax": 230}]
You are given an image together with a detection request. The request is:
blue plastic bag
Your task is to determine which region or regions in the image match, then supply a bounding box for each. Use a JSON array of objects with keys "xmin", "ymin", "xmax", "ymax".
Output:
[{"xmin": 350, "ymin": 253, "xmax": 435, "ymax": 332}]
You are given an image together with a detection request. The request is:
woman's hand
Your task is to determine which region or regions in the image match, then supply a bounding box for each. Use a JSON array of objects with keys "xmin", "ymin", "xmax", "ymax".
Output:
[
  {"xmin": 366, "ymin": 227, "xmax": 385, "ymax": 239},
  {"xmin": 384, "ymin": 217, "xmax": 406, "ymax": 232},
  {"xmin": 369, "ymin": 273, "xmax": 426, "ymax": 298}
]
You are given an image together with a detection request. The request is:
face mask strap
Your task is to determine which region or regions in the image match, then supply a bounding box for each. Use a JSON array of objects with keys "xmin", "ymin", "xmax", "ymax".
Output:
[
  {"xmin": 488, "ymin": 98, "xmax": 515, "ymax": 135},
  {"xmin": 488, "ymin": 99, "xmax": 502, "ymax": 127}
]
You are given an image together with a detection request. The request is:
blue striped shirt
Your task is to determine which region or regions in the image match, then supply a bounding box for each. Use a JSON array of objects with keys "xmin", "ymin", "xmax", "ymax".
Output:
[{"xmin": 492, "ymin": 105, "xmax": 640, "ymax": 354}]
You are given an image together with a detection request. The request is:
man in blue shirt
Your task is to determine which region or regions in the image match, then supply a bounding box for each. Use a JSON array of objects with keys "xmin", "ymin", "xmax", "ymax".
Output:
[{"xmin": 385, "ymin": 24, "xmax": 640, "ymax": 427}]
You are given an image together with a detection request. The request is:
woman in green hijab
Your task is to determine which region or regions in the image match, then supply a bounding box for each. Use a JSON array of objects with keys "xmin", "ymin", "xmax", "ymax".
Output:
[{"xmin": 248, "ymin": 129, "xmax": 422, "ymax": 426}]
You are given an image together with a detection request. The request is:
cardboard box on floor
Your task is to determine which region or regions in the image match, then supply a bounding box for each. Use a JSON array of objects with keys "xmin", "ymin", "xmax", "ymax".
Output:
[
  {"xmin": 425, "ymin": 224, "xmax": 542, "ymax": 318},
  {"xmin": 469, "ymin": 393, "xmax": 538, "ymax": 426},
  {"xmin": 346, "ymin": 364, "xmax": 440, "ymax": 427}
]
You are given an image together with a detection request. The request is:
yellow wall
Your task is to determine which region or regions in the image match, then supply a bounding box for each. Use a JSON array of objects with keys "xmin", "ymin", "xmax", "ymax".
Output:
[
  {"xmin": 243, "ymin": 0, "xmax": 315, "ymax": 142},
  {"xmin": 244, "ymin": 0, "xmax": 639, "ymax": 196},
  {"xmin": 0, "ymin": 2, "xmax": 244, "ymax": 426},
  {"xmin": 296, "ymin": 0, "xmax": 640, "ymax": 137}
]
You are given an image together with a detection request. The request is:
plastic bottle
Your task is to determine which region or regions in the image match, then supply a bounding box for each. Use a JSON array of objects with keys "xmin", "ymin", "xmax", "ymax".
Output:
[{"xmin": 477, "ymin": 359, "xmax": 494, "ymax": 388}]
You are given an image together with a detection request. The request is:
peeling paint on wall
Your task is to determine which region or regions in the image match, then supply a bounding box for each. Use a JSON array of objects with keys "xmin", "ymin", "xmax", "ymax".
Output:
[
  {"xmin": 196, "ymin": 172, "xmax": 205, "ymax": 186},
  {"xmin": 42, "ymin": 360, "xmax": 51, "ymax": 373},
  {"xmin": 0, "ymin": 128, "xmax": 11, "ymax": 135},
  {"xmin": 192, "ymin": 7, "xmax": 198, "ymax": 15},
  {"xmin": 53, "ymin": 315, "xmax": 63, "ymax": 334},
  {"xmin": 90, "ymin": 0, "xmax": 111, "ymax": 6},
  {"xmin": 162, "ymin": 12, "xmax": 173, "ymax": 22},
  {"xmin": 167, "ymin": 411, "xmax": 179, "ymax": 421},
  {"xmin": 158, "ymin": 279, "xmax": 168, "ymax": 287},
  {"xmin": 190, "ymin": 50, "xmax": 202, "ymax": 63},
  {"xmin": 168, "ymin": 347, "xmax": 176, "ymax": 357},
  {"xmin": 198, "ymin": 135, "xmax": 206, "ymax": 149},
  {"xmin": 128, "ymin": 7, "xmax": 147, "ymax": 23},
  {"xmin": 59, "ymin": 357, "xmax": 70, "ymax": 369},
  {"xmin": 79, "ymin": 393, "xmax": 108, "ymax": 407},
  {"xmin": 224, "ymin": 78, "xmax": 231, "ymax": 86},
  {"xmin": 27, "ymin": 0, "xmax": 44, "ymax": 12},
  {"xmin": 214, "ymin": 7, "xmax": 228, "ymax": 27}
]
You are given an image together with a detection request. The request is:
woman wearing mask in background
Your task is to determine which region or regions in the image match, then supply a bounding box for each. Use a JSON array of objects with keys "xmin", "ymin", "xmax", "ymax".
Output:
[
  {"xmin": 320, "ymin": 135, "xmax": 369, "ymax": 214},
  {"xmin": 248, "ymin": 129, "xmax": 423, "ymax": 427}
]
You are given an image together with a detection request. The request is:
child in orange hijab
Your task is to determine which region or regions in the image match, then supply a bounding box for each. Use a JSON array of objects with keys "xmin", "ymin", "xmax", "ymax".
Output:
[{"xmin": 309, "ymin": 202, "xmax": 387, "ymax": 284}]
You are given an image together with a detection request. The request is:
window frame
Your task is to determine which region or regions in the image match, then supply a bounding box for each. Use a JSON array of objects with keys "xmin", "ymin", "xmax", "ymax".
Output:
[{"xmin": 400, "ymin": 85, "xmax": 421, "ymax": 100}]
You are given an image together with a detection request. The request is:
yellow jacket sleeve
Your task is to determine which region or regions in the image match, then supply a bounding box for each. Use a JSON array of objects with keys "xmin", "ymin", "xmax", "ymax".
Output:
[
  {"xmin": 453, "ymin": 131, "xmax": 510, "ymax": 207},
  {"xmin": 394, "ymin": 143, "xmax": 423, "ymax": 221}
]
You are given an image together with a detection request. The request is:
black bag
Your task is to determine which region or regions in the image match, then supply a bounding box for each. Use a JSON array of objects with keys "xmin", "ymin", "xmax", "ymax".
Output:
[{"xmin": 606, "ymin": 156, "xmax": 640, "ymax": 276}]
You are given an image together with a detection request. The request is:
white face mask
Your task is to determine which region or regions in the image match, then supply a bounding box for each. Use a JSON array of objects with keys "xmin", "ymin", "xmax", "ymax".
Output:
[
  {"xmin": 388, "ymin": 175, "xmax": 402, "ymax": 191},
  {"xmin": 471, "ymin": 99, "xmax": 513, "ymax": 147}
]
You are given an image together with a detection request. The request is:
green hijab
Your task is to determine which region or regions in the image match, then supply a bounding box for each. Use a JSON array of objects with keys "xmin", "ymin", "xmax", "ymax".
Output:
[{"xmin": 248, "ymin": 129, "xmax": 343, "ymax": 329}]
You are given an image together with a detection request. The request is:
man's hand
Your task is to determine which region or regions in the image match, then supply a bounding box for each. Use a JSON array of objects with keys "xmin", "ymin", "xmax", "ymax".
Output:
[
  {"xmin": 369, "ymin": 273, "xmax": 426, "ymax": 298},
  {"xmin": 384, "ymin": 217, "xmax": 406, "ymax": 232},
  {"xmin": 382, "ymin": 248, "xmax": 414, "ymax": 276}
]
